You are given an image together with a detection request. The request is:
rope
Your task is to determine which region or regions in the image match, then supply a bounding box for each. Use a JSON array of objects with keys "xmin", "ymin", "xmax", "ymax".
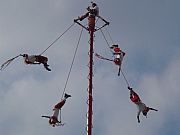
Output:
[
  {"xmin": 61, "ymin": 27, "xmax": 83, "ymax": 99},
  {"xmin": 100, "ymin": 29, "xmax": 114, "ymax": 55},
  {"xmin": 100, "ymin": 29, "xmax": 111, "ymax": 48},
  {"xmin": 100, "ymin": 28, "xmax": 131, "ymax": 88},
  {"xmin": 59, "ymin": 27, "xmax": 83, "ymax": 123},
  {"xmin": 105, "ymin": 28, "xmax": 115, "ymax": 45},
  {"xmin": 59, "ymin": 109, "xmax": 62, "ymax": 123},
  {"xmin": 95, "ymin": 17, "xmax": 99, "ymax": 24},
  {"xmin": 102, "ymin": 28, "xmax": 131, "ymax": 88},
  {"xmin": 99, "ymin": 27, "xmax": 131, "ymax": 88},
  {"xmin": 40, "ymin": 23, "xmax": 75, "ymax": 55},
  {"xmin": 120, "ymin": 68, "xmax": 130, "ymax": 87}
]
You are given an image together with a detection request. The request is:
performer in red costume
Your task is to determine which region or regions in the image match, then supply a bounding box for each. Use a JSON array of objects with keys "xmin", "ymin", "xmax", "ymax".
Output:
[{"xmin": 128, "ymin": 87, "xmax": 158, "ymax": 123}]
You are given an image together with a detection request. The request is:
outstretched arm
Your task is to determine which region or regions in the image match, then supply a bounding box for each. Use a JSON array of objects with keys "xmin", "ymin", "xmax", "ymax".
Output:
[
  {"xmin": 42, "ymin": 115, "xmax": 51, "ymax": 119},
  {"xmin": 149, "ymin": 107, "xmax": 158, "ymax": 111}
]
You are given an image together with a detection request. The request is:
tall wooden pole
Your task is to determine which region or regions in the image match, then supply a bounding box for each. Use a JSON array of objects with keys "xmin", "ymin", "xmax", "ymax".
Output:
[{"xmin": 87, "ymin": 15, "xmax": 95, "ymax": 135}]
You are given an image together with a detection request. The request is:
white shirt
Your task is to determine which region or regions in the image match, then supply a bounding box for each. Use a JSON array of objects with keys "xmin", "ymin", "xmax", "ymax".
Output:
[
  {"xmin": 114, "ymin": 53, "xmax": 124, "ymax": 63},
  {"xmin": 136, "ymin": 102, "xmax": 147, "ymax": 117},
  {"xmin": 25, "ymin": 55, "xmax": 36, "ymax": 63},
  {"xmin": 52, "ymin": 108, "xmax": 59, "ymax": 118}
]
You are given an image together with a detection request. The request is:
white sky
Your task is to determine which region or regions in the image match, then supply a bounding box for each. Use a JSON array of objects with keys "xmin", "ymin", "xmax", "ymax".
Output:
[{"xmin": 0, "ymin": 0, "xmax": 180, "ymax": 135}]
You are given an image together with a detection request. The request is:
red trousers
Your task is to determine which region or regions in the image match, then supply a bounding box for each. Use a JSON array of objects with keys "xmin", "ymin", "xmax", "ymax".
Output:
[{"xmin": 54, "ymin": 100, "xmax": 66, "ymax": 109}]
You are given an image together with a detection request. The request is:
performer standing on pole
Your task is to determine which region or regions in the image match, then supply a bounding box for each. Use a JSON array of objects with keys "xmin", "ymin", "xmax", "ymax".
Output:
[{"xmin": 74, "ymin": 2, "xmax": 109, "ymax": 24}]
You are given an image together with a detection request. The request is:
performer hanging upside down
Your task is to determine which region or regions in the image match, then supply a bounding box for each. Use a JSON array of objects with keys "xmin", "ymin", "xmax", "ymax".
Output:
[
  {"xmin": 110, "ymin": 44, "xmax": 125, "ymax": 76},
  {"xmin": 95, "ymin": 44, "xmax": 125, "ymax": 76},
  {"xmin": 128, "ymin": 87, "xmax": 158, "ymax": 123},
  {"xmin": 22, "ymin": 54, "xmax": 51, "ymax": 71},
  {"xmin": 110, "ymin": 44, "xmax": 125, "ymax": 66},
  {"xmin": 42, "ymin": 93, "xmax": 71, "ymax": 127}
]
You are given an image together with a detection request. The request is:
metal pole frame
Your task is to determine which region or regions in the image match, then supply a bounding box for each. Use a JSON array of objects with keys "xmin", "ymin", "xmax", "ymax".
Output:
[
  {"xmin": 74, "ymin": 13, "xmax": 109, "ymax": 135},
  {"xmin": 86, "ymin": 15, "xmax": 95, "ymax": 135}
]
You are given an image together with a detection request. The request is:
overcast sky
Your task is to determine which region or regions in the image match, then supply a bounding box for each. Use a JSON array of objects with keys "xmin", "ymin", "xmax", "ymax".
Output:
[{"xmin": 0, "ymin": 0, "xmax": 180, "ymax": 135}]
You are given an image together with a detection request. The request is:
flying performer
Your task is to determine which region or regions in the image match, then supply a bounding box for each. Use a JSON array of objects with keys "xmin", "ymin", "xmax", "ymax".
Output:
[
  {"xmin": 74, "ymin": 2, "xmax": 109, "ymax": 24},
  {"xmin": 22, "ymin": 54, "xmax": 51, "ymax": 71},
  {"xmin": 128, "ymin": 87, "xmax": 158, "ymax": 123},
  {"xmin": 0, "ymin": 54, "xmax": 51, "ymax": 71},
  {"xmin": 95, "ymin": 44, "xmax": 125, "ymax": 76},
  {"xmin": 42, "ymin": 93, "xmax": 71, "ymax": 127},
  {"xmin": 110, "ymin": 44, "xmax": 125, "ymax": 76}
]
